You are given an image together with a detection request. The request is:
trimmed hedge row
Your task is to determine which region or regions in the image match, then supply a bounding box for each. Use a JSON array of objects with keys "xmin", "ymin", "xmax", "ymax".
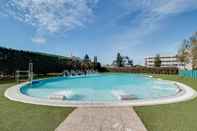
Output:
[{"xmin": 107, "ymin": 67, "xmax": 178, "ymax": 74}]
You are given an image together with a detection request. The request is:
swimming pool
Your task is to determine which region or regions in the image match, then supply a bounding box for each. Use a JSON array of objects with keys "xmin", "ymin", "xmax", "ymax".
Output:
[{"xmin": 5, "ymin": 73, "xmax": 197, "ymax": 107}]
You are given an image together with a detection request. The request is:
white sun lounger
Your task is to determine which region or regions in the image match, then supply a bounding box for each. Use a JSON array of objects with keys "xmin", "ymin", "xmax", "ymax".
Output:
[{"xmin": 49, "ymin": 94, "xmax": 65, "ymax": 100}]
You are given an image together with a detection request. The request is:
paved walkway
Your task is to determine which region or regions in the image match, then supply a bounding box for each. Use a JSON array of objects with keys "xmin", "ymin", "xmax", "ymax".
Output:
[{"xmin": 55, "ymin": 107, "xmax": 147, "ymax": 131}]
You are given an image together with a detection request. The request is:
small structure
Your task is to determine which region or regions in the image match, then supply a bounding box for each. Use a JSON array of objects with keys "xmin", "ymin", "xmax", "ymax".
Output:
[
  {"xmin": 144, "ymin": 55, "xmax": 192, "ymax": 69},
  {"xmin": 16, "ymin": 63, "xmax": 33, "ymax": 83}
]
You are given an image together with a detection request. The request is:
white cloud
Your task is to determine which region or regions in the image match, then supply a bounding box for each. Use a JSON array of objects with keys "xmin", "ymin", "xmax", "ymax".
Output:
[
  {"xmin": 32, "ymin": 36, "xmax": 46, "ymax": 44},
  {"xmin": 155, "ymin": 0, "xmax": 197, "ymax": 15},
  {"xmin": 3, "ymin": 0, "xmax": 97, "ymax": 33},
  {"xmin": 129, "ymin": 0, "xmax": 197, "ymax": 34},
  {"xmin": 112, "ymin": 0, "xmax": 197, "ymax": 48}
]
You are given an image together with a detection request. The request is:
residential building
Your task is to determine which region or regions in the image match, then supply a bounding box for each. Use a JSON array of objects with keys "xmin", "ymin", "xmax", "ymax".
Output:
[{"xmin": 145, "ymin": 55, "xmax": 187, "ymax": 69}]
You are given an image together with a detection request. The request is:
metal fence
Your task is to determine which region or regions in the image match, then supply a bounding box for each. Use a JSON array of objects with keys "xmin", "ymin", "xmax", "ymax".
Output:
[{"xmin": 179, "ymin": 70, "xmax": 197, "ymax": 79}]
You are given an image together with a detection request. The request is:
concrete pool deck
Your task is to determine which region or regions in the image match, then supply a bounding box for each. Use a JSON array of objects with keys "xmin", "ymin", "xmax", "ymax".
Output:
[
  {"xmin": 4, "ymin": 80, "xmax": 197, "ymax": 107},
  {"xmin": 55, "ymin": 107, "xmax": 147, "ymax": 131}
]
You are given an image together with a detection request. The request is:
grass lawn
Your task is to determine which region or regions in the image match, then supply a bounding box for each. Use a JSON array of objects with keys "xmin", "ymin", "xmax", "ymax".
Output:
[
  {"xmin": 135, "ymin": 75, "xmax": 197, "ymax": 131},
  {"xmin": 0, "ymin": 82, "xmax": 74, "ymax": 131},
  {"xmin": 1, "ymin": 75, "xmax": 197, "ymax": 131}
]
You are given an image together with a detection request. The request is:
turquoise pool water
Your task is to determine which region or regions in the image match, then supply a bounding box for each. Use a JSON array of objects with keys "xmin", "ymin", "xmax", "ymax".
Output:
[{"xmin": 21, "ymin": 73, "xmax": 179, "ymax": 102}]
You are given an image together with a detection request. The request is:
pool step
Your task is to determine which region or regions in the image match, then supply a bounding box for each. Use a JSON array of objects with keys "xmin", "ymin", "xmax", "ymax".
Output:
[
  {"xmin": 55, "ymin": 107, "xmax": 148, "ymax": 131},
  {"xmin": 49, "ymin": 95, "xmax": 65, "ymax": 100}
]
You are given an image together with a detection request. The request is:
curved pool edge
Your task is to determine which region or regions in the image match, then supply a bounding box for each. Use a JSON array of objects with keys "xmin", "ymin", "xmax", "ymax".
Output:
[{"xmin": 4, "ymin": 79, "xmax": 197, "ymax": 107}]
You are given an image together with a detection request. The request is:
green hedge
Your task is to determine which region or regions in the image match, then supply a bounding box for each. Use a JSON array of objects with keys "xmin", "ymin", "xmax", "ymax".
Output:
[{"xmin": 107, "ymin": 67, "xmax": 178, "ymax": 74}]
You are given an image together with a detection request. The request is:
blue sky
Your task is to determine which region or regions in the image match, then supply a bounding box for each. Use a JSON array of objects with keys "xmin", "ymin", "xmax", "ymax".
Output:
[{"xmin": 0, "ymin": 0, "xmax": 197, "ymax": 65}]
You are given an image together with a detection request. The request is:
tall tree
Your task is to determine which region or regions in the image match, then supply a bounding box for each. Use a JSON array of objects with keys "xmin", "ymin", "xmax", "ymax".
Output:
[
  {"xmin": 191, "ymin": 32, "xmax": 197, "ymax": 69},
  {"xmin": 126, "ymin": 56, "xmax": 133, "ymax": 67},
  {"xmin": 116, "ymin": 53, "xmax": 124, "ymax": 67},
  {"xmin": 154, "ymin": 54, "xmax": 161, "ymax": 67},
  {"xmin": 93, "ymin": 56, "xmax": 98, "ymax": 70},
  {"xmin": 128, "ymin": 59, "xmax": 133, "ymax": 66},
  {"xmin": 177, "ymin": 40, "xmax": 191, "ymax": 69},
  {"xmin": 93, "ymin": 56, "xmax": 97, "ymax": 64}
]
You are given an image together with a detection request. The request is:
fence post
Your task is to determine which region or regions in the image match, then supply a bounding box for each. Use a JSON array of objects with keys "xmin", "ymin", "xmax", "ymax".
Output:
[{"xmin": 29, "ymin": 63, "xmax": 33, "ymax": 83}]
